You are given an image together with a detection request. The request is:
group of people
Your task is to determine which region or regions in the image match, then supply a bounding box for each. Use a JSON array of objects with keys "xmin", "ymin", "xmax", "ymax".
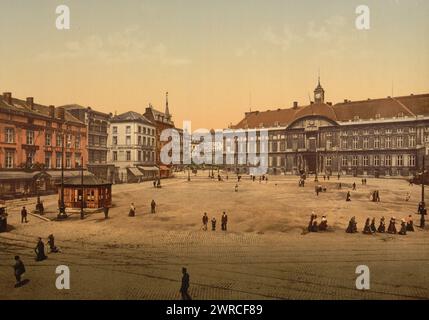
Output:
[
  {"xmin": 347, "ymin": 215, "xmax": 415, "ymax": 235},
  {"xmin": 370, "ymin": 190, "xmax": 381, "ymax": 202},
  {"xmin": 307, "ymin": 213, "xmax": 329, "ymax": 232},
  {"xmin": 128, "ymin": 200, "xmax": 157, "ymax": 216},
  {"xmin": 202, "ymin": 212, "xmax": 228, "ymax": 231}
]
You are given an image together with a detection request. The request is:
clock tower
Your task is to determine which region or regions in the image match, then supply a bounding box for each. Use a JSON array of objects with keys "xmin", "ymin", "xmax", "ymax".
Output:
[{"xmin": 314, "ymin": 77, "xmax": 325, "ymax": 103}]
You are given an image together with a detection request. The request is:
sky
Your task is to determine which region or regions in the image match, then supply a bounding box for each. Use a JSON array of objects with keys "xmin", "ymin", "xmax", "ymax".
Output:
[{"xmin": 0, "ymin": 0, "xmax": 428, "ymax": 129}]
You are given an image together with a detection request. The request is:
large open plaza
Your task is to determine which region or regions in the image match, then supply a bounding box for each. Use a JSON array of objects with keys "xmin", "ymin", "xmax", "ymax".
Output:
[{"xmin": 1, "ymin": 173, "xmax": 428, "ymax": 299}]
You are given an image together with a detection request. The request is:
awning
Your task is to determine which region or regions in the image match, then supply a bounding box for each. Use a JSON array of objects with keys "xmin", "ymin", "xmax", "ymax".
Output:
[
  {"xmin": 47, "ymin": 170, "xmax": 93, "ymax": 179},
  {"xmin": 138, "ymin": 166, "xmax": 159, "ymax": 172},
  {"xmin": 128, "ymin": 167, "xmax": 144, "ymax": 177},
  {"xmin": 0, "ymin": 171, "xmax": 50, "ymax": 181}
]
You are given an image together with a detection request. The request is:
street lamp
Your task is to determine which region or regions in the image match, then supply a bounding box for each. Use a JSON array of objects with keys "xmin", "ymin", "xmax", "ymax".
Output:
[
  {"xmin": 418, "ymin": 150, "xmax": 427, "ymax": 228},
  {"xmin": 80, "ymin": 156, "xmax": 85, "ymax": 220},
  {"xmin": 57, "ymin": 130, "xmax": 67, "ymax": 219}
]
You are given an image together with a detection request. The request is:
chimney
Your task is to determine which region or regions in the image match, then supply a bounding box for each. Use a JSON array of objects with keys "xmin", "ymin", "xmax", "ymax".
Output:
[
  {"xmin": 293, "ymin": 101, "xmax": 298, "ymax": 109},
  {"xmin": 3, "ymin": 92, "xmax": 12, "ymax": 105},
  {"xmin": 49, "ymin": 105, "xmax": 55, "ymax": 118},
  {"xmin": 57, "ymin": 106, "xmax": 66, "ymax": 121},
  {"xmin": 26, "ymin": 97, "xmax": 34, "ymax": 110},
  {"xmin": 327, "ymin": 102, "xmax": 332, "ymax": 106},
  {"xmin": 344, "ymin": 99, "xmax": 348, "ymax": 103}
]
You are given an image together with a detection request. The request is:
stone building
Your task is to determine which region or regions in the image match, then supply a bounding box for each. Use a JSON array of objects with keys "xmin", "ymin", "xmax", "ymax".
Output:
[
  {"xmin": 108, "ymin": 111, "xmax": 158, "ymax": 183},
  {"xmin": 63, "ymin": 105, "xmax": 115, "ymax": 181},
  {"xmin": 229, "ymin": 80, "xmax": 429, "ymax": 177}
]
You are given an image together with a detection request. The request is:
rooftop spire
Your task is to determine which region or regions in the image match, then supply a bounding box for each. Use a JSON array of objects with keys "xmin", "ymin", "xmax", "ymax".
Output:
[{"xmin": 165, "ymin": 91, "xmax": 170, "ymax": 116}]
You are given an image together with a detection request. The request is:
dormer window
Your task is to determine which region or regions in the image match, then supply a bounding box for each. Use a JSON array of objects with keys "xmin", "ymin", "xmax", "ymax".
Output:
[
  {"xmin": 375, "ymin": 114, "xmax": 381, "ymax": 119},
  {"xmin": 353, "ymin": 116, "xmax": 359, "ymax": 121}
]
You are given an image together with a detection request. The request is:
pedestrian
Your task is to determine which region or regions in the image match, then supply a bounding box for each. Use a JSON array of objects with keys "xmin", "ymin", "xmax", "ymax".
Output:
[
  {"xmin": 211, "ymin": 217, "xmax": 217, "ymax": 231},
  {"xmin": 202, "ymin": 212, "xmax": 208, "ymax": 231},
  {"xmin": 48, "ymin": 234, "xmax": 59, "ymax": 253},
  {"xmin": 21, "ymin": 206, "xmax": 28, "ymax": 223},
  {"xmin": 337, "ymin": 173, "xmax": 340, "ymax": 180},
  {"xmin": 346, "ymin": 217, "xmax": 357, "ymax": 233},
  {"xmin": 319, "ymin": 216, "xmax": 328, "ymax": 231},
  {"xmin": 363, "ymin": 218, "xmax": 372, "ymax": 234},
  {"xmin": 315, "ymin": 185, "xmax": 319, "ymax": 196},
  {"xmin": 376, "ymin": 190, "xmax": 380, "ymax": 202},
  {"xmin": 352, "ymin": 182, "xmax": 356, "ymax": 191},
  {"xmin": 151, "ymin": 200, "xmax": 156, "ymax": 214},
  {"xmin": 234, "ymin": 184, "xmax": 238, "ymax": 192},
  {"xmin": 13, "ymin": 256, "xmax": 26, "ymax": 288},
  {"xmin": 377, "ymin": 217, "xmax": 386, "ymax": 233},
  {"xmin": 346, "ymin": 191, "xmax": 351, "ymax": 202},
  {"xmin": 153, "ymin": 180, "xmax": 156, "ymax": 188},
  {"xmin": 406, "ymin": 215, "xmax": 414, "ymax": 232},
  {"xmin": 399, "ymin": 219, "xmax": 407, "ymax": 235},
  {"xmin": 307, "ymin": 212, "xmax": 316, "ymax": 232},
  {"xmin": 34, "ymin": 237, "xmax": 47, "ymax": 261},
  {"xmin": 180, "ymin": 267, "xmax": 192, "ymax": 300},
  {"xmin": 129, "ymin": 203, "xmax": 136, "ymax": 217},
  {"xmin": 405, "ymin": 192, "xmax": 411, "ymax": 202},
  {"xmin": 103, "ymin": 206, "xmax": 109, "ymax": 219},
  {"xmin": 370, "ymin": 218, "xmax": 377, "ymax": 233},
  {"xmin": 387, "ymin": 217, "xmax": 397, "ymax": 234},
  {"xmin": 221, "ymin": 212, "xmax": 228, "ymax": 231}
]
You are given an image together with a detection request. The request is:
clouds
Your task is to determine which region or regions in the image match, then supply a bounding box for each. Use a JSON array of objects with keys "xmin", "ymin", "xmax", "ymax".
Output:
[
  {"xmin": 261, "ymin": 25, "xmax": 302, "ymax": 51},
  {"xmin": 36, "ymin": 26, "xmax": 191, "ymax": 66}
]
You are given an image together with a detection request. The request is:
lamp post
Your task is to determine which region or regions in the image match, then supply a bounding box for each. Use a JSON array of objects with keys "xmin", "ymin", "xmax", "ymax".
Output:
[
  {"xmin": 80, "ymin": 156, "xmax": 85, "ymax": 220},
  {"xmin": 57, "ymin": 131, "xmax": 67, "ymax": 219}
]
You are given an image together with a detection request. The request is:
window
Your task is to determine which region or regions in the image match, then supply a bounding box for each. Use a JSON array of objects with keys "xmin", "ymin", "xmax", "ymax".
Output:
[
  {"xmin": 326, "ymin": 156, "xmax": 332, "ymax": 166},
  {"xmin": 363, "ymin": 156, "xmax": 369, "ymax": 166},
  {"xmin": 409, "ymin": 155, "xmax": 416, "ymax": 167},
  {"xmin": 385, "ymin": 155, "xmax": 392, "ymax": 166},
  {"xmin": 5, "ymin": 128, "xmax": 14, "ymax": 143},
  {"xmin": 342, "ymin": 156, "xmax": 348, "ymax": 167},
  {"xmin": 342, "ymin": 139, "xmax": 347, "ymax": 149},
  {"xmin": 26, "ymin": 150, "xmax": 35, "ymax": 165},
  {"xmin": 397, "ymin": 128, "xmax": 403, "ymax": 133},
  {"xmin": 126, "ymin": 126, "xmax": 131, "ymax": 134},
  {"xmin": 45, "ymin": 152, "xmax": 52, "ymax": 169},
  {"xmin": 138, "ymin": 151, "xmax": 142, "ymax": 161},
  {"xmin": 75, "ymin": 153, "xmax": 81, "ymax": 167},
  {"xmin": 363, "ymin": 137, "xmax": 369, "ymax": 149},
  {"xmin": 138, "ymin": 136, "xmax": 142, "ymax": 145},
  {"xmin": 397, "ymin": 136, "xmax": 403, "ymax": 148},
  {"xmin": 112, "ymin": 126, "xmax": 118, "ymax": 134},
  {"xmin": 353, "ymin": 137, "xmax": 358, "ymax": 149},
  {"xmin": 56, "ymin": 152, "xmax": 62, "ymax": 168},
  {"xmin": 113, "ymin": 151, "xmax": 118, "ymax": 161},
  {"xmin": 374, "ymin": 155, "xmax": 380, "ymax": 166},
  {"xmin": 5, "ymin": 151, "xmax": 14, "ymax": 168},
  {"xmin": 56, "ymin": 134, "xmax": 62, "ymax": 147},
  {"xmin": 326, "ymin": 140, "xmax": 332, "ymax": 150},
  {"xmin": 113, "ymin": 136, "xmax": 118, "ymax": 145},
  {"xmin": 397, "ymin": 155, "xmax": 403, "ymax": 166},
  {"xmin": 352, "ymin": 156, "xmax": 358, "ymax": 166},
  {"xmin": 143, "ymin": 127, "xmax": 146, "ymax": 134},
  {"xmin": 66, "ymin": 153, "xmax": 71, "ymax": 168},
  {"xmin": 126, "ymin": 151, "xmax": 131, "ymax": 161},
  {"xmin": 409, "ymin": 136, "xmax": 416, "ymax": 147},
  {"xmin": 66, "ymin": 134, "xmax": 72, "ymax": 148},
  {"xmin": 385, "ymin": 137, "xmax": 391, "ymax": 148},
  {"xmin": 126, "ymin": 136, "xmax": 131, "ymax": 145},
  {"xmin": 45, "ymin": 132, "xmax": 52, "ymax": 146},
  {"xmin": 374, "ymin": 138, "xmax": 380, "ymax": 149},
  {"xmin": 75, "ymin": 136, "xmax": 81, "ymax": 149},
  {"xmin": 138, "ymin": 126, "xmax": 141, "ymax": 133},
  {"xmin": 26, "ymin": 130, "xmax": 34, "ymax": 145},
  {"xmin": 386, "ymin": 129, "xmax": 392, "ymax": 134}
]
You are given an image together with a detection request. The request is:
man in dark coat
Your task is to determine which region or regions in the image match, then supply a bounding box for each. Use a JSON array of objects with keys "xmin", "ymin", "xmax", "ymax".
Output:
[
  {"xmin": 352, "ymin": 182, "xmax": 356, "ymax": 190},
  {"xmin": 13, "ymin": 256, "xmax": 26, "ymax": 287},
  {"xmin": 370, "ymin": 218, "xmax": 377, "ymax": 233},
  {"xmin": 21, "ymin": 206, "xmax": 28, "ymax": 223},
  {"xmin": 180, "ymin": 267, "xmax": 192, "ymax": 300},
  {"xmin": 48, "ymin": 234, "xmax": 59, "ymax": 253},
  {"xmin": 377, "ymin": 217, "xmax": 386, "ymax": 233},
  {"xmin": 346, "ymin": 217, "xmax": 357, "ymax": 233},
  {"xmin": 34, "ymin": 237, "xmax": 47, "ymax": 261},
  {"xmin": 406, "ymin": 215, "xmax": 414, "ymax": 232},
  {"xmin": 151, "ymin": 200, "xmax": 156, "ymax": 214},
  {"xmin": 346, "ymin": 191, "xmax": 351, "ymax": 202},
  {"xmin": 221, "ymin": 212, "xmax": 228, "ymax": 231},
  {"xmin": 211, "ymin": 217, "xmax": 217, "ymax": 231},
  {"xmin": 202, "ymin": 212, "xmax": 209, "ymax": 231},
  {"xmin": 319, "ymin": 216, "xmax": 328, "ymax": 231},
  {"xmin": 308, "ymin": 213, "xmax": 316, "ymax": 232},
  {"xmin": 103, "ymin": 206, "xmax": 109, "ymax": 219}
]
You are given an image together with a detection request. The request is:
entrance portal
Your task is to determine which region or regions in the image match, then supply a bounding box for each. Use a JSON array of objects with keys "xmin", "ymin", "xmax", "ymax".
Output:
[{"xmin": 304, "ymin": 154, "xmax": 316, "ymax": 174}]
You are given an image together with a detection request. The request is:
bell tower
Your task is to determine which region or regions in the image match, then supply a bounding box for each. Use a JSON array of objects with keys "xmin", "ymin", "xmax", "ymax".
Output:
[{"xmin": 314, "ymin": 77, "xmax": 325, "ymax": 103}]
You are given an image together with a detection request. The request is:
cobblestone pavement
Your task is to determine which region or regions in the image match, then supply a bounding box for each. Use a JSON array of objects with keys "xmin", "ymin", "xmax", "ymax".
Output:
[{"xmin": 0, "ymin": 175, "xmax": 428, "ymax": 300}]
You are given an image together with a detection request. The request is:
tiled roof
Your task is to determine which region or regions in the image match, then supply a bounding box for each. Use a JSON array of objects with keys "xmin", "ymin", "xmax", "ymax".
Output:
[
  {"xmin": 233, "ymin": 93, "xmax": 429, "ymax": 129},
  {"xmin": 0, "ymin": 95, "xmax": 84, "ymax": 125},
  {"xmin": 111, "ymin": 111, "xmax": 153, "ymax": 125}
]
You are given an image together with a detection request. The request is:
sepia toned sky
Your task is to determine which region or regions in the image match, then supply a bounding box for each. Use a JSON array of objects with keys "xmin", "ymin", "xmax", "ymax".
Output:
[{"xmin": 0, "ymin": 0, "xmax": 428, "ymax": 129}]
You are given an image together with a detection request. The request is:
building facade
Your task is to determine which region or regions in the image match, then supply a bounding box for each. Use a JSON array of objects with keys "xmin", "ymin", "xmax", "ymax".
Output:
[
  {"xmin": 229, "ymin": 81, "xmax": 429, "ymax": 177},
  {"xmin": 63, "ymin": 105, "xmax": 115, "ymax": 181},
  {"xmin": 143, "ymin": 92, "xmax": 177, "ymax": 177},
  {"xmin": 0, "ymin": 92, "xmax": 88, "ymax": 196},
  {"xmin": 108, "ymin": 111, "xmax": 157, "ymax": 183}
]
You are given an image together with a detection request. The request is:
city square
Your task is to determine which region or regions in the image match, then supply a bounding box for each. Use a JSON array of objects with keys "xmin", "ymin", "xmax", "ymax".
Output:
[{"xmin": 1, "ymin": 173, "xmax": 428, "ymax": 300}]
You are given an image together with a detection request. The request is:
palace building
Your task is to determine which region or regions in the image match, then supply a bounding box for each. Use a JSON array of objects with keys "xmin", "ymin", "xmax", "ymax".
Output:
[{"xmin": 230, "ymin": 80, "xmax": 429, "ymax": 177}]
